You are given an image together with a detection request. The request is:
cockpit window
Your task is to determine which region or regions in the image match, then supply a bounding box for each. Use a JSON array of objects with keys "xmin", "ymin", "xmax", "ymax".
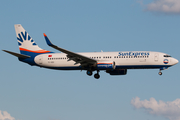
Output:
[{"xmin": 164, "ymin": 55, "xmax": 171, "ymax": 57}]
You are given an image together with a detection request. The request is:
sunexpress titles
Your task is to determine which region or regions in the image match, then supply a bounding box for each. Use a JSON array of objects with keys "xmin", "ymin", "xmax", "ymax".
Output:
[{"xmin": 118, "ymin": 52, "xmax": 150, "ymax": 56}]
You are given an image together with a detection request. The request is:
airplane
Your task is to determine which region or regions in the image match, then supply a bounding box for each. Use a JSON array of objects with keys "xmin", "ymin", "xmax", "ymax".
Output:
[{"xmin": 2, "ymin": 24, "xmax": 179, "ymax": 79}]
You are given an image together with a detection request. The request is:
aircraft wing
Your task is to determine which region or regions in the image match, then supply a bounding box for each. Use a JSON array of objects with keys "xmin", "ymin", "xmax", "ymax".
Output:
[{"xmin": 43, "ymin": 33, "xmax": 97, "ymax": 66}]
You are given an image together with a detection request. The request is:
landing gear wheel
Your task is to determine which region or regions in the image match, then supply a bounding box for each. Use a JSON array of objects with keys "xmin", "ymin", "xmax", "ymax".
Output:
[
  {"xmin": 94, "ymin": 73, "xmax": 100, "ymax": 79},
  {"xmin": 158, "ymin": 71, "xmax": 162, "ymax": 75},
  {"xmin": 87, "ymin": 70, "xmax": 93, "ymax": 76}
]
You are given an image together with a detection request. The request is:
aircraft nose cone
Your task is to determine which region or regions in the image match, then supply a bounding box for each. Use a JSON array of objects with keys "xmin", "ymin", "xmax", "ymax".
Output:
[
  {"xmin": 175, "ymin": 59, "xmax": 179, "ymax": 64},
  {"xmin": 173, "ymin": 58, "xmax": 179, "ymax": 65}
]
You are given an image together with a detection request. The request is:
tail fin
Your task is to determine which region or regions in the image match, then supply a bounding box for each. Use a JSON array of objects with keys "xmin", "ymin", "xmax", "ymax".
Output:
[{"xmin": 15, "ymin": 24, "xmax": 51, "ymax": 55}]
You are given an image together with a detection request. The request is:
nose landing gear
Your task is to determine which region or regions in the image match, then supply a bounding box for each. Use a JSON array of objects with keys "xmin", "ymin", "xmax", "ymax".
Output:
[
  {"xmin": 158, "ymin": 67, "xmax": 169, "ymax": 76},
  {"xmin": 158, "ymin": 71, "xmax": 162, "ymax": 75}
]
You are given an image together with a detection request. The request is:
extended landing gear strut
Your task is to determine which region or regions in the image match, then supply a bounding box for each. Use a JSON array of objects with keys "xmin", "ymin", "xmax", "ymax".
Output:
[
  {"xmin": 94, "ymin": 70, "xmax": 100, "ymax": 79},
  {"xmin": 158, "ymin": 67, "xmax": 169, "ymax": 75}
]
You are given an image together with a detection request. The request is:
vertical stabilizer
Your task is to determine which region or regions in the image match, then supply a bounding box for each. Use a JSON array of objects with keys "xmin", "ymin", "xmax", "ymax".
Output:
[{"xmin": 15, "ymin": 24, "xmax": 51, "ymax": 55}]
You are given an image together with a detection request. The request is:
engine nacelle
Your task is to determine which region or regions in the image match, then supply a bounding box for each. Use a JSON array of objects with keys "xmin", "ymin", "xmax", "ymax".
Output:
[
  {"xmin": 106, "ymin": 69, "xmax": 127, "ymax": 75},
  {"xmin": 96, "ymin": 61, "xmax": 115, "ymax": 70}
]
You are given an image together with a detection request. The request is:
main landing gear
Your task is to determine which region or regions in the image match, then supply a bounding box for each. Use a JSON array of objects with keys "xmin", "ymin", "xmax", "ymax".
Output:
[
  {"xmin": 94, "ymin": 71, "xmax": 100, "ymax": 79},
  {"xmin": 86, "ymin": 70, "xmax": 100, "ymax": 79},
  {"xmin": 86, "ymin": 70, "xmax": 93, "ymax": 76}
]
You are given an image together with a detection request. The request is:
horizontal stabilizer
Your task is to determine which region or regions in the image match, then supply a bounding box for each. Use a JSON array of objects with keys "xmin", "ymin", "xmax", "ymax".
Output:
[{"xmin": 2, "ymin": 50, "xmax": 31, "ymax": 59}]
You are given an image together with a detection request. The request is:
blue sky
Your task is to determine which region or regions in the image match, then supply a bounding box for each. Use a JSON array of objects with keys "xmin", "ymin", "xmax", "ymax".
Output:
[{"xmin": 0, "ymin": 0, "xmax": 180, "ymax": 120}]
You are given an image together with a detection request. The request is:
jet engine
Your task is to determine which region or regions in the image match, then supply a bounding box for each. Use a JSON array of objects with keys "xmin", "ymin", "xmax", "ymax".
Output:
[
  {"xmin": 106, "ymin": 69, "xmax": 127, "ymax": 75},
  {"xmin": 96, "ymin": 61, "xmax": 116, "ymax": 70}
]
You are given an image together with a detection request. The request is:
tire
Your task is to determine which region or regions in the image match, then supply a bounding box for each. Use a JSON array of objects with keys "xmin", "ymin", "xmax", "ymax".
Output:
[
  {"xmin": 87, "ymin": 70, "xmax": 93, "ymax": 76},
  {"xmin": 94, "ymin": 73, "xmax": 100, "ymax": 79},
  {"xmin": 158, "ymin": 72, "xmax": 162, "ymax": 75}
]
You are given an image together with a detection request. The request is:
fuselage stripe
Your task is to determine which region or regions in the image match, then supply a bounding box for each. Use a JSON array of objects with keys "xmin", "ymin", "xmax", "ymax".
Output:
[
  {"xmin": 97, "ymin": 63, "xmax": 113, "ymax": 65},
  {"xmin": 19, "ymin": 48, "xmax": 51, "ymax": 53}
]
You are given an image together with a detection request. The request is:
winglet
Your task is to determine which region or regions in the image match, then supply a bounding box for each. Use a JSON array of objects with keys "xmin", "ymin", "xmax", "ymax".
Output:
[
  {"xmin": 43, "ymin": 33, "xmax": 47, "ymax": 37},
  {"xmin": 43, "ymin": 33, "xmax": 54, "ymax": 46}
]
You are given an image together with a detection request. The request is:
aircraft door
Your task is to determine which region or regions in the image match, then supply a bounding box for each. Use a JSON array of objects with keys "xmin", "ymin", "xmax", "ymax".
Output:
[
  {"xmin": 39, "ymin": 56, "xmax": 43, "ymax": 64},
  {"xmin": 154, "ymin": 53, "xmax": 159, "ymax": 62}
]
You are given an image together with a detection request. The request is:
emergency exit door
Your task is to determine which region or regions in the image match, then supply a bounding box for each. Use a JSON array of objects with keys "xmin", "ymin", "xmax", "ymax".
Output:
[{"xmin": 154, "ymin": 53, "xmax": 159, "ymax": 62}]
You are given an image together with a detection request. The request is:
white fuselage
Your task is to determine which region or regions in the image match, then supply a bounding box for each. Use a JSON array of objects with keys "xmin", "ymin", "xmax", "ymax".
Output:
[{"xmin": 34, "ymin": 51, "xmax": 178, "ymax": 70}]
